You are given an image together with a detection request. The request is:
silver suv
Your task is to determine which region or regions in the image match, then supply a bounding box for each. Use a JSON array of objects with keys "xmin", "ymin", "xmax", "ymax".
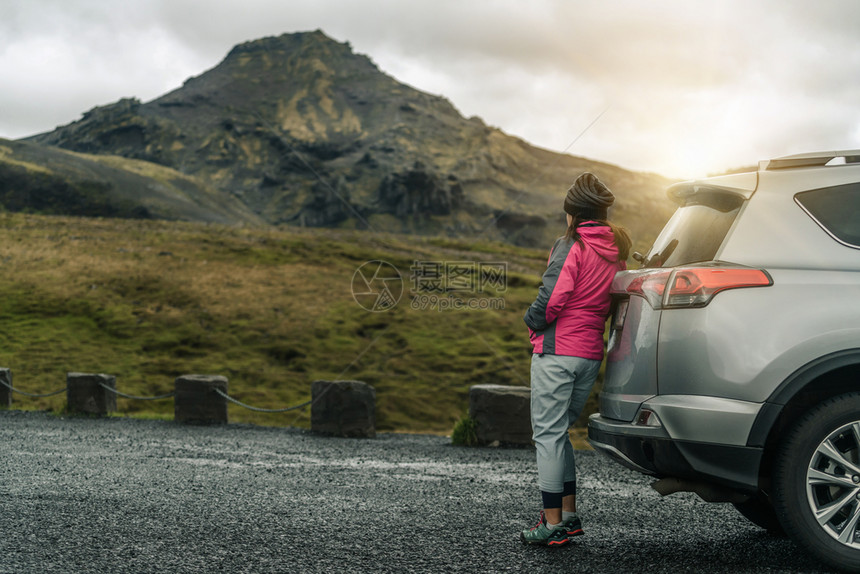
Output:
[{"xmin": 587, "ymin": 150, "xmax": 860, "ymax": 571}]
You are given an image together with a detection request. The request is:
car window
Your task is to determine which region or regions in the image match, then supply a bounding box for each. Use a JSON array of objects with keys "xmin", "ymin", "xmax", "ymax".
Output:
[
  {"xmin": 642, "ymin": 192, "xmax": 743, "ymax": 268},
  {"xmin": 795, "ymin": 184, "xmax": 860, "ymax": 248}
]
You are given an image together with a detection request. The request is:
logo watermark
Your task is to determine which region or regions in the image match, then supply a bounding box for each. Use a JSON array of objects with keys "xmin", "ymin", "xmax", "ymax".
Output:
[
  {"xmin": 351, "ymin": 260, "xmax": 404, "ymax": 312},
  {"xmin": 410, "ymin": 294, "xmax": 505, "ymax": 312},
  {"xmin": 409, "ymin": 261, "xmax": 507, "ymax": 294},
  {"xmin": 351, "ymin": 260, "xmax": 507, "ymax": 312}
]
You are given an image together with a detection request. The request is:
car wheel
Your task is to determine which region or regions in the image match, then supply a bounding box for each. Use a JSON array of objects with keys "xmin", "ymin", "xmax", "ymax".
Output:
[
  {"xmin": 773, "ymin": 393, "xmax": 860, "ymax": 571},
  {"xmin": 732, "ymin": 496, "xmax": 785, "ymax": 535}
]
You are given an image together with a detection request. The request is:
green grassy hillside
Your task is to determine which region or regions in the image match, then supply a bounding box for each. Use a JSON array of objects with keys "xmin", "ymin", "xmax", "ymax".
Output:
[
  {"xmin": 0, "ymin": 138, "xmax": 264, "ymax": 225},
  {"xmin": 0, "ymin": 212, "xmax": 603, "ymax": 432}
]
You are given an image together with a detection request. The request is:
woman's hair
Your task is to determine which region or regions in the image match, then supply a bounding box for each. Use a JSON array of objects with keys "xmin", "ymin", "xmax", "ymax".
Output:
[{"xmin": 565, "ymin": 215, "xmax": 631, "ymax": 262}]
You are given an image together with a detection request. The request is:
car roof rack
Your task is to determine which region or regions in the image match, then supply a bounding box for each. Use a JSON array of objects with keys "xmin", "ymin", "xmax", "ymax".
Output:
[{"xmin": 761, "ymin": 150, "xmax": 860, "ymax": 171}]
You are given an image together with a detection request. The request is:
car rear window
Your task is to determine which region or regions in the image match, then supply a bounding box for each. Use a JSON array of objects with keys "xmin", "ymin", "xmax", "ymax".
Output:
[
  {"xmin": 795, "ymin": 184, "xmax": 860, "ymax": 248},
  {"xmin": 642, "ymin": 192, "xmax": 743, "ymax": 268}
]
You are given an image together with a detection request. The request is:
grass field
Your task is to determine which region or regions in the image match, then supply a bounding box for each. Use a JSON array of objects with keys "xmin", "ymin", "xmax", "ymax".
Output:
[{"xmin": 0, "ymin": 212, "xmax": 609, "ymax": 433}]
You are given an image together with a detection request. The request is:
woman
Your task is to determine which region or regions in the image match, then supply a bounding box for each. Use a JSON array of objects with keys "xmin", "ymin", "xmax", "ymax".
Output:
[{"xmin": 521, "ymin": 172, "xmax": 630, "ymax": 546}]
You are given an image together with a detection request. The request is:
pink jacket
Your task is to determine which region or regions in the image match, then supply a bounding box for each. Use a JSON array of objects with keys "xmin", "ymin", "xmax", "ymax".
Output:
[{"xmin": 524, "ymin": 224, "xmax": 626, "ymax": 359}]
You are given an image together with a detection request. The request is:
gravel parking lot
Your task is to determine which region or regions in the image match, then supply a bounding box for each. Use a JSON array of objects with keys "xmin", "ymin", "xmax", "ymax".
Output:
[{"xmin": 0, "ymin": 410, "xmax": 835, "ymax": 573}]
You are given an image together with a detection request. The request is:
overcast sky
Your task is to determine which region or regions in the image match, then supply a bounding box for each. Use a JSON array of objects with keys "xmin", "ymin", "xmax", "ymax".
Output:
[{"xmin": 2, "ymin": 0, "xmax": 859, "ymax": 178}]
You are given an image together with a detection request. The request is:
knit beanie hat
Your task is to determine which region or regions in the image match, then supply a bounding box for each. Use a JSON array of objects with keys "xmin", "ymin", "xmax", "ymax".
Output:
[{"xmin": 564, "ymin": 172, "xmax": 615, "ymax": 221}]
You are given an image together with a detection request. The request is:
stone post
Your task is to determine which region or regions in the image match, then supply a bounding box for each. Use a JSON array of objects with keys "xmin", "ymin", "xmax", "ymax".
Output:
[
  {"xmin": 66, "ymin": 373, "xmax": 117, "ymax": 416},
  {"xmin": 469, "ymin": 384, "xmax": 532, "ymax": 446},
  {"xmin": 174, "ymin": 375, "xmax": 228, "ymax": 424},
  {"xmin": 311, "ymin": 380, "xmax": 376, "ymax": 438},
  {"xmin": 0, "ymin": 368, "xmax": 11, "ymax": 407}
]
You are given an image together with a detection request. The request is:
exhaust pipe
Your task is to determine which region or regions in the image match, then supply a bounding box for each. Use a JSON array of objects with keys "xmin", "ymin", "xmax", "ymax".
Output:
[{"xmin": 651, "ymin": 477, "xmax": 749, "ymax": 504}]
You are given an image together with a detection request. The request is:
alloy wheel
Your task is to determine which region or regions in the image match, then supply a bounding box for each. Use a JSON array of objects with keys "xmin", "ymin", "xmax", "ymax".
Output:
[{"xmin": 806, "ymin": 420, "xmax": 860, "ymax": 548}]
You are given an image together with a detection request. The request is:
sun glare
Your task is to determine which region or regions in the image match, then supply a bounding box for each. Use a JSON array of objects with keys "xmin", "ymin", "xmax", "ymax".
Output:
[{"xmin": 653, "ymin": 144, "xmax": 728, "ymax": 180}]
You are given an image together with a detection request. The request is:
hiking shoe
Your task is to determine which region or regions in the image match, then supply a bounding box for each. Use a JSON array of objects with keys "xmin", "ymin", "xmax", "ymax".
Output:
[
  {"xmin": 520, "ymin": 511, "xmax": 570, "ymax": 547},
  {"xmin": 563, "ymin": 515, "xmax": 584, "ymax": 537}
]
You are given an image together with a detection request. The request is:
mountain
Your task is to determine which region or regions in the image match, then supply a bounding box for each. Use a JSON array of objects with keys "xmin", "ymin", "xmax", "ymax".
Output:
[{"xmin": 21, "ymin": 30, "xmax": 676, "ymax": 249}]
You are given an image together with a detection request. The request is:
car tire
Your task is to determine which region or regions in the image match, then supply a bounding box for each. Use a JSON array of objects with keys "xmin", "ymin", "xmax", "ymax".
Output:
[
  {"xmin": 773, "ymin": 392, "xmax": 860, "ymax": 571},
  {"xmin": 732, "ymin": 496, "xmax": 785, "ymax": 535}
]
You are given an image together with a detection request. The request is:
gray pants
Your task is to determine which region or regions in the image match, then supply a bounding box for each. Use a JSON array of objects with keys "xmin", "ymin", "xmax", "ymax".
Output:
[{"xmin": 530, "ymin": 353, "xmax": 601, "ymax": 494}]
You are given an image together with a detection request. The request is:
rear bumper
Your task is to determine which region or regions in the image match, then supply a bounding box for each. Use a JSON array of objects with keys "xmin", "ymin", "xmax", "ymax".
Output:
[{"xmin": 587, "ymin": 414, "xmax": 763, "ymax": 493}]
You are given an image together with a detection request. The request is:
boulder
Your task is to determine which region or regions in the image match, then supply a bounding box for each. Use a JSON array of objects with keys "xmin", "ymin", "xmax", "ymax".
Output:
[
  {"xmin": 0, "ymin": 368, "xmax": 11, "ymax": 407},
  {"xmin": 66, "ymin": 373, "xmax": 117, "ymax": 416},
  {"xmin": 311, "ymin": 380, "xmax": 376, "ymax": 438},
  {"xmin": 469, "ymin": 384, "xmax": 532, "ymax": 446},
  {"xmin": 174, "ymin": 375, "xmax": 228, "ymax": 424}
]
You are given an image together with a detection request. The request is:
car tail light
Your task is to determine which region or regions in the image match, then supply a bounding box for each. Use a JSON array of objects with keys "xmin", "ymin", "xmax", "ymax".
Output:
[
  {"xmin": 625, "ymin": 269, "xmax": 672, "ymax": 309},
  {"xmin": 623, "ymin": 267, "xmax": 772, "ymax": 309},
  {"xmin": 664, "ymin": 268, "xmax": 772, "ymax": 308}
]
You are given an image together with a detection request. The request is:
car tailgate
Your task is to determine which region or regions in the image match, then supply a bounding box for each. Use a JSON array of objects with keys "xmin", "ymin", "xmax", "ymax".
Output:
[{"xmin": 601, "ymin": 270, "xmax": 661, "ymax": 421}]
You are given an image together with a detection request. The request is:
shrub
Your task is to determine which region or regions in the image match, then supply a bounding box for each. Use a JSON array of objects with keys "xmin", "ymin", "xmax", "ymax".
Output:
[{"xmin": 451, "ymin": 415, "xmax": 478, "ymax": 446}]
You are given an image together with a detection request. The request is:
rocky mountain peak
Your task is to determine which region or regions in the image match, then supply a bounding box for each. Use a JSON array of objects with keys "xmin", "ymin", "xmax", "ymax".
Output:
[
  {"xmin": 224, "ymin": 29, "xmax": 370, "ymax": 71},
  {"xmin": 20, "ymin": 31, "xmax": 675, "ymax": 248}
]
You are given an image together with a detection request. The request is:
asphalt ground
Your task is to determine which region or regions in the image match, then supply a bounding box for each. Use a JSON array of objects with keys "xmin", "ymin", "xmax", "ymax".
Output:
[{"xmin": 0, "ymin": 410, "xmax": 836, "ymax": 573}]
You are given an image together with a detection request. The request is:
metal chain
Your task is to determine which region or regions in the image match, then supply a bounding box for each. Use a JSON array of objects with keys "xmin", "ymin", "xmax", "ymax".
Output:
[
  {"xmin": 0, "ymin": 377, "xmax": 309, "ymax": 412},
  {"xmin": 98, "ymin": 382, "xmax": 175, "ymax": 401},
  {"xmin": 0, "ymin": 378, "xmax": 67, "ymax": 398},
  {"xmin": 213, "ymin": 388, "xmax": 311, "ymax": 413}
]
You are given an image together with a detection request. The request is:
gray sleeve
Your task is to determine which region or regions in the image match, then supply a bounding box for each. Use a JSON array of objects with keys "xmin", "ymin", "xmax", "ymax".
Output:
[{"xmin": 523, "ymin": 238, "xmax": 572, "ymax": 331}]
